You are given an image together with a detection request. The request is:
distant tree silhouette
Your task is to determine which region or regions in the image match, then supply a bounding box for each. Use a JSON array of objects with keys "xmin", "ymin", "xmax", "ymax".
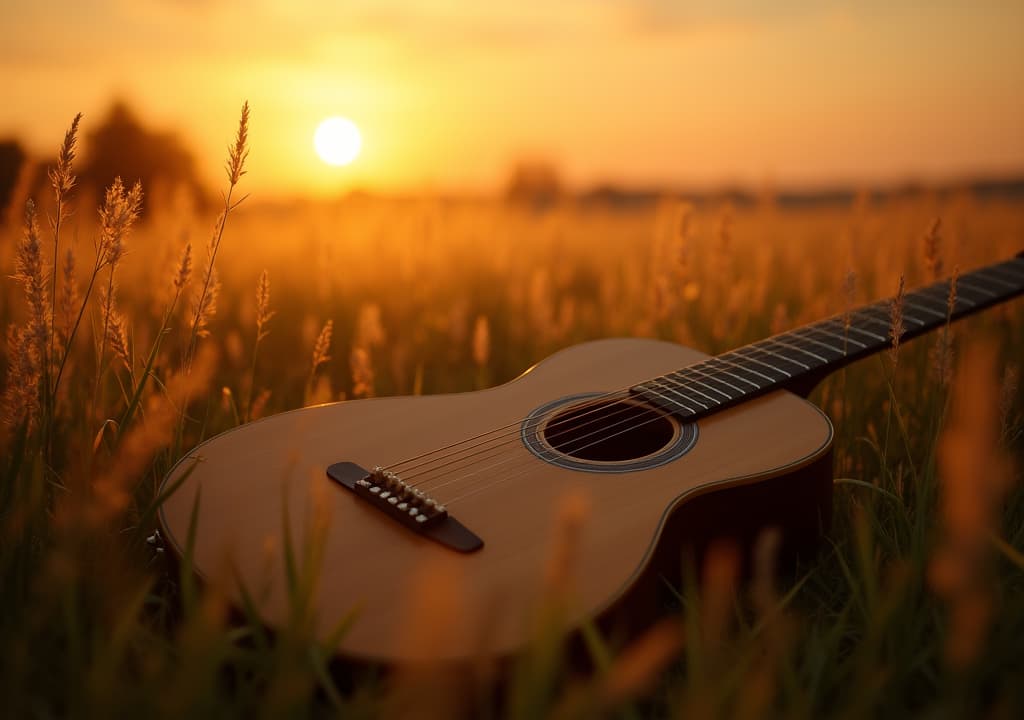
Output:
[
  {"xmin": 504, "ymin": 160, "xmax": 562, "ymax": 210},
  {"xmin": 79, "ymin": 101, "xmax": 208, "ymax": 213},
  {"xmin": 0, "ymin": 138, "xmax": 27, "ymax": 222}
]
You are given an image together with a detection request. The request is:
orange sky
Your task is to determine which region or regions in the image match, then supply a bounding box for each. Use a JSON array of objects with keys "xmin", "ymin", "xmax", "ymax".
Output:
[{"xmin": 2, "ymin": 0, "xmax": 1023, "ymax": 197}]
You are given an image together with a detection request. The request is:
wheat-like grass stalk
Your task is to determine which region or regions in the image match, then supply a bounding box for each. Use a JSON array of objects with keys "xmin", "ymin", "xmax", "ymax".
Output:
[
  {"xmin": 888, "ymin": 273, "xmax": 905, "ymax": 368},
  {"xmin": 2, "ymin": 201, "xmax": 50, "ymax": 429},
  {"xmin": 304, "ymin": 319, "xmax": 333, "ymax": 403},
  {"xmin": 930, "ymin": 266, "xmax": 958, "ymax": 385},
  {"xmin": 47, "ymin": 114, "xmax": 81, "ymax": 380},
  {"xmin": 2, "ymin": 327, "xmax": 40, "ymax": 428},
  {"xmin": 184, "ymin": 102, "xmax": 249, "ymax": 373},
  {"xmin": 310, "ymin": 320, "xmax": 333, "ymax": 372},
  {"xmin": 51, "ymin": 174, "xmax": 139, "ymax": 410},
  {"xmin": 104, "ymin": 294, "xmax": 131, "ymax": 373},
  {"xmin": 56, "ymin": 248, "xmax": 77, "ymax": 349},
  {"xmin": 244, "ymin": 269, "xmax": 274, "ymax": 422},
  {"xmin": 189, "ymin": 230, "xmax": 221, "ymax": 341},
  {"xmin": 173, "ymin": 241, "xmax": 192, "ymax": 292},
  {"xmin": 91, "ymin": 179, "xmax": 142, "ymax": 422},
  {"xmin": 13, "ymin": 200, "xmax": 49, "ymax": 367}
]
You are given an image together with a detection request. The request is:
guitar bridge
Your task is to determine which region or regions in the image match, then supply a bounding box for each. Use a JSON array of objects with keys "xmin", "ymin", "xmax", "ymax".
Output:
[
  {"xmin": 356, "ymin": 466, "xmax": 448, "ymax": 529},
  {"xmin": 326, "ymin": 462, "xmax": 484, "ymax": 553}
]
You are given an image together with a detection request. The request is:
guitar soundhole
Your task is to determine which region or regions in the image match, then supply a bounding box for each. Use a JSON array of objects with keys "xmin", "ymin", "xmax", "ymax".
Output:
[
  {"xmin": 523, "ymin": 393, "xmax": 697, "ymax": 473},
  {"xmin": 543, "ymin": 399, "xmax": 675, "ymax": 462}
]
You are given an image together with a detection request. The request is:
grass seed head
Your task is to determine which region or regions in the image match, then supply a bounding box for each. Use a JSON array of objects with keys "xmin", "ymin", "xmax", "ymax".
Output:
[
  {"xmin": 98, "ymin": 177, "xmax": 143, "ymax": 268},
  {"xmin": 255, "ymin": 269, "xmax": 274, "ymax": 342},
  {"xmin": 14, "ymin": 199, "xmax": 50, "ymax": 358},
  {"xmin": 889, "ymin": 273, "xmax": 905, "ymax": 367},
  {"xmin": 48, "ymin": 112, "xmax": 81, "ymax": 200},
  {"xmin": 2, "ymin": 326, "xmax": 41, "ymax": 427},
  {"xmin": 226, "ymin": 101, "xmax": 250, "ymax": 186},
  {"xmin": 173, "ymin": 241, "xmax": 192, "ymax": 292},
  {"xmin": 310, "ymin": 319, "xmax": 333, "ymax": 373}
]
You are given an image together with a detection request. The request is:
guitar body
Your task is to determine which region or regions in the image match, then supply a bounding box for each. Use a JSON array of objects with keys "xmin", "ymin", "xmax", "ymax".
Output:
[{"xmin": 160, "ymin": 338, "xmax": 834, "ymax": 664}]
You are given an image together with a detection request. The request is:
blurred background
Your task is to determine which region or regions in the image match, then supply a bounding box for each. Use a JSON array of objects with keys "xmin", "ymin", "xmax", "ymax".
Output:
[{"xmin": 2, "ymin": 0, "xmax": 1023, "ymax": 207}]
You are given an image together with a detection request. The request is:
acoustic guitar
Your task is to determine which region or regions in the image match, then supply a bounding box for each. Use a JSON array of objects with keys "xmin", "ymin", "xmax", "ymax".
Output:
[{"xmin": 159, "ymin": 253, "xmax": 1023, "ymax": 664}]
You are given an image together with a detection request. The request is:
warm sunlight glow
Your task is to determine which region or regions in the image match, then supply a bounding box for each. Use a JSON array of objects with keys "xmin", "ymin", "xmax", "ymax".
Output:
[{"xmin": 314, "ymin": 116, "xmax": 362, "ymax": 167}]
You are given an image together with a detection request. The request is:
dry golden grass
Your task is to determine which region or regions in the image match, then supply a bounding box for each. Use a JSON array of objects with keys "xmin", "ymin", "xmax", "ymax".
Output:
[{"xmin": 1, "ymin": 108, "xmax": 1023, "ymax": 718}]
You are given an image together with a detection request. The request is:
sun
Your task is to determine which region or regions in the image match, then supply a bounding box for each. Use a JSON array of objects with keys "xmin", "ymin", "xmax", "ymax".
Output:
[{"xmin": 314, "ymin": 117, "xmax": 362, "ymax": 167}]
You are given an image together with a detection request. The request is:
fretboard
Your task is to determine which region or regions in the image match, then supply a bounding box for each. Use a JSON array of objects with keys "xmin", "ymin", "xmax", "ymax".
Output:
[{"xmin": 631, "ymin": 254, "xmax": 1024, "ymax": 421}]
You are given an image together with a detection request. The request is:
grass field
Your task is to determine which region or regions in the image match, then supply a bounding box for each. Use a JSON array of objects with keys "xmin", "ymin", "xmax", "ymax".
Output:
[{"xmin": 2, "ymin": 111, "xmax": 1023, "ymax": 718}]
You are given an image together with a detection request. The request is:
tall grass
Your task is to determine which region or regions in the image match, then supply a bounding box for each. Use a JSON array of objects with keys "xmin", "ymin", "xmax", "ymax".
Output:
[{"xmin": 1, "ymin": 110, "xmax": 1022, "ymax": 717}]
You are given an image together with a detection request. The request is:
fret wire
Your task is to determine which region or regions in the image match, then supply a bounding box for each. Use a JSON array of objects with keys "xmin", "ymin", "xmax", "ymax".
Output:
[
  {"xmin": 688, "ymin": 377, "xmax": 734, "ymax": 401},
  {"xmin": 956, "ymin": 277, "xmax": 998, "ymax": 297},
  {"xmin": 671, "ymin": 370, "xmax": 736, "ymax": 401},
  {"xmin": 704, "ymin": 356, "xmax": 773, "ymax": 387},
  {"xmin": 741, "ymin": 343, "xmax": 813, "ymax": 374},
  {"xmin": 783, "ymin": 328, "xmax": 848, "ymax": 356},
  {"xmin": 651, "ymin": 377, "xmax": 715, "ymax": 408},
  {"xmin": 730, "ymin": 348, "xmax": 794, "ymax": 378},
  {"xmin": 917, "ymin": 283, "xmax": 972, "ymax": 310},
  {"xmin": 658, "ymin": 379, "xmax": 711, "ymax": 410},
  {"xmin": 641, "ymin": 384, "xmax": 699, "ymax": 415},
  {"xmin": 903, "ymin": 297, "xmax": 946, "ymax": 320},
  {"xmin": 905, "ymin": 289, "xmax": 950, "ymax": 312},
  {"xmin": 860, "ymin": 301, "xmax": 925, "ymax": 328},
  {"xmin": 768, "ymin": 336, "xmax": 827, "ymax": 364},
  {"xmin": 676, "ymin": 366, "xmax": 744, "ymax": 398},
  {"xmin": 829, "ymin": 318, "xmax": 886, "ymax": 343},
  {"xmin": 700, "ymin": 358, "xmax": 765, "ymax": 389},
  {"xmin": 970, "ymin": 267, "xmax": 1016, "ymax": 291},
  {"xmin": 805, "ymin": 321, "xmax": 868, "ymax": 348},
  {"xmin": 900, "ymin": 309, "xmax": 927, "ymax": 327},
  {"xmin": 667, "ymin": 368, "xmax": 736, "ymax": 399},
  {"xmin": 855, "ymin": 305, "xmax": 895, "ymax": 330},
  {"xmin": 950, "ymin": 278, "xmax": 990, "ymax": 300},
  {"xmin": 980, "ymin": 262, "xmax": 1023, "ymax": 283},
  {"xmin": 757, "ymin": 340, "xmax": 812, "ymax": 369}
]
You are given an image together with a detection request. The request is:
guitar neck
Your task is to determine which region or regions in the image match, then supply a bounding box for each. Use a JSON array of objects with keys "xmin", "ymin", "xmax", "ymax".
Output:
[{"xmin": 632, "ymin": 254, "xmax": 1024, "ymax": 421}]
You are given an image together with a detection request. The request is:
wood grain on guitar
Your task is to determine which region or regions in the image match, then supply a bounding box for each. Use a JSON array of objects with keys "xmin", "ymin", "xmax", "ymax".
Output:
[{"xmin": 159, "ymin": 254, "xmax": 1024, "ymax": 664}]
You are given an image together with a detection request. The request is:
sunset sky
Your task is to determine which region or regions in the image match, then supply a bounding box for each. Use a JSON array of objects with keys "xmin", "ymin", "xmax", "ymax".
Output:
[{"xmin": 2, "ymin": 0, "xmax": 1023, "ymax": 197}]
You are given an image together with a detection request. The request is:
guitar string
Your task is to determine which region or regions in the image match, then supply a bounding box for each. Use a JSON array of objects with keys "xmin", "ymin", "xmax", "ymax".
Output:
[
  {"xmin": 399, "ymin": 319, "xmax": 859, "ymax": 489},
  {"xmin": 383, "ymin": 265, "xmax": 1014, "ymax": 497},
  {"xmin": 403, "ymin": 318, "xmax": 880, "ymax": 493},
  {"xmin": 439, "ymin": 269, "xmax": 1014, "ymax": 506},
  {"xmin": 398, "ymin": 309, "xmax": 919, "ymax": 492},
  {"xmin": 402, "ymin": 268, "xmax": 1006, "ymax": 493},
  {"xmin": 381, "ymin": 288, "xmax": 945, "ymax": 481},
  {"xmin": 424, "ymin": 325, "xmax": 885, "ymax": 500}
]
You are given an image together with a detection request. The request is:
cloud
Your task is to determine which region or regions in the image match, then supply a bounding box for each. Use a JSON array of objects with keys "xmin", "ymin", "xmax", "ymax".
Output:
[{"xmin": 619, "ymin": 0, "xmax": 833, "ymax": 34}]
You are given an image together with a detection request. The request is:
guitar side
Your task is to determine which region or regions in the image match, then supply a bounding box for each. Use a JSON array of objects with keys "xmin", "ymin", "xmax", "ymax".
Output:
[{"xmin": 159, "ymin": 337, "xmax": 833, "ymax": 664}]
